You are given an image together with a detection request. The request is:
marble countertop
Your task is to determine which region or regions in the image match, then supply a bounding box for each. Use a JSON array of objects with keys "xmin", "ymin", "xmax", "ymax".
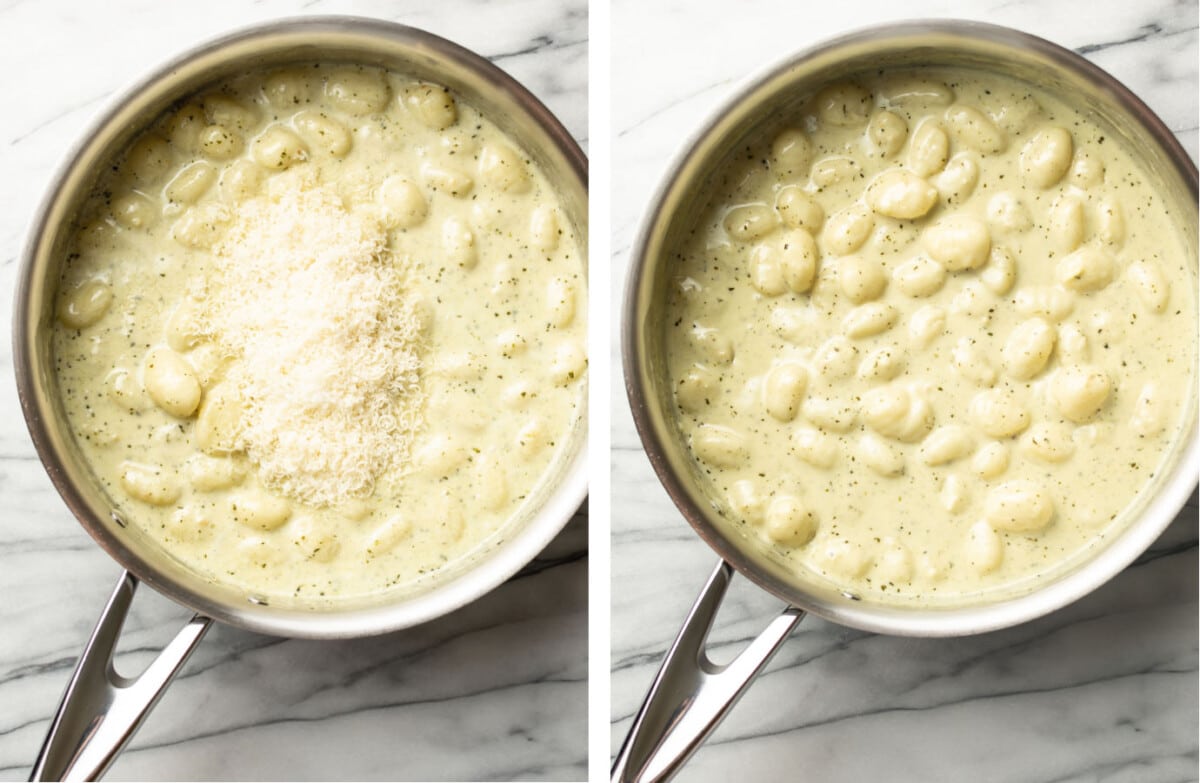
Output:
[
  {"xmin": 610, "ymin": 1, "xmax": 1198, "ymax": 781},
  {"xmin": 0, "ymin": 1, "xmax": 586, "ymax": 781}
]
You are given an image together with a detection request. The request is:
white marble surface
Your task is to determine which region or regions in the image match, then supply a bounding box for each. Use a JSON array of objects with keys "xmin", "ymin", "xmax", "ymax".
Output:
[
  {"xmin": 610, "ymin": 1, "xmax": 1198, "ymax": 781},
  {"xmin": 0, "ymin": 1, "xmax": 586, "ymax": 781}
]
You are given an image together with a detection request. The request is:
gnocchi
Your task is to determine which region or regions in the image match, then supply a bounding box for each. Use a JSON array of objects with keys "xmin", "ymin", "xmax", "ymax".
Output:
[
  {"xmin": 980, "ymin": 246, "xmax": 1017, "ymax": 295},
  {"xmin": 1130, "ymin": 383, "xmax": 1167, "ymax": 436},
  {"xmin": 58, "ymin": 280, "xmax": 112, "ymax": 329},
  {"xmin": 893, "ymin": 255, "xmax": 947, "ymax": 298},
  {"xmin": 229, "ymin": 490, "xmax": 292, "ymax": 531},
  {"xmin": 908, "ymin": 305, "xmax": 946, "ymax": 348},
  {"xmin": 165, "ymin": 161, "xmax": 216, "ymax": 204},
  {"xmin": 843, "ymin": 302, "xmax": 898, "ymax": 338},
  {"xmin": 724, "ymin": 203, "xmax": 778, "ymax": 241},
  {"xmin": 1020, "ymin": 422, "xmax": 1075, "ymax": 464},
  {"xmin": 1019, "ymin": 126, "xmax": 1073, "ymax": 188},
  {"xmin": 1096, "ymin": 198, "xmax": 1125, "ymax": 247},
  {"xmin": 935, "ymin": 153, "xmax": 979, "ymax": 203},
  {"xmin": 1049, "ymin": 365, "xmax": 1111, "ymax": 423},
  {"xmin": 983, "ymin": 480, "xmax": 1054, "ymax": 533},
  {"xmin": 857, "ymin": 432, "xmax": 905, "ymax": 477},
  {"xmin": 1127, "ymin": 260, "xmax": 1169, "ymax": 312},
  {"xmin": 952, "ymin": 337, "xmax": 998, "ymax": 386},
  {"xmin": 814, "ymin": 82, "xmax": 872, "ymax": 127},
  {"xmin": 944, "ymin": 104, "xmax": 1006, "ymax": 154},
  {"xmin": 865, "ymin": 169, "xmax": 938, "ymax": 219},
  {"xmin": 379, "ymin": 176, "xmax": 428, "ymax": 229},
  {"xmin": 906, "ymin": 118, "xmax": 949, "ymax": 176},
  {"xmin": 816, "ymin": 157, "xmax": 866, "ymax": 187},
  {"xmin": 762, "ymin": 362, "xmax": 808, "ymax": 422},
  {"xmin": 838, "ymin": 254, "xmax": 887, "ymax": 303},
  {"xmin": 802, "ymin": 396, "xmax": 858, "ymax": 433},
  {"xmin": 186, "ymin": 455, "xmax": 246, "ymax": 491},
  {"xmin": 198, "ymin": 125, "xmax": 242, "ymax": 161},
  {"xmin": 405, "ymin": 84, "xmax": 458, "ymax": 130},
  {"xmin": 822, "ymin": 202, "xmax": 874, "ymax": 255},
  {"xmin": 857, "ymin": 345, "xmax": 905, "ymax": 382},
  {"xmin": 442, "ymin": 216, "xmax": 478, "ymax": 268},
  {"xmin": 421, "ymin": 162, "xmax": 474, "ymax": 196},
  {"xmin": 261, "ymin": 69, "xmax": 311, "ymax": 109},
  {"xmin": 916, "ymin": 427, "xmax": 974, "ymax": 465},
  {"xmin": 547, "ymin": 277, "xmax": 577, "ymax": 328},
  {"xmin": 986, "ymin": 193, "xmax": 1031, "ymax": 235},
  {"xmin": 970, "ymin": 389, "xmax": 1030, "ymax": 438},
  {"xmin": 776, "ymin": 186, "xmax": 824, "ymax": 231},
  {"xmin": 294, "ymin": 111, "xmax": 352, "ymax": 158},
  {"xmin": 120, "ymin": 462, "xmax": 181, "ymax": 506},
  {"xmin": 143, "ymin": 346, "xmax": 202, "ymax": 418},
  {"xmin": 219, "ymin": 159, "xmax": 262, "ymax": 202},
  {"xmin": 1002, "ymin": 317, "xmax": 1056, "ymax": 380},
  {"xmin": 779, "ymin": 229, "xmax": 819, "ymax": 293},
  {"xmin": 792, "ymin": 427, "xmax": 838, "ymax": 468},
  {"xmin": 861, "ymin": 384, "xmax": 933, "ymax": 442},
  {"xmin": 727, "ymin": 480, "xmax": 766, "ymax": 524},
  {"xmin": 763, "ymin": 496, "xmax": 818, "ymax": 546},
  {"xmin": 479, "ymin": 142, "xmax": 531, "ymax": 193},
  {"xmin": 252, "ymin": 125, "xmax": 307, "ymax": 170},
  {"xmin": 748, "ymin": 242, "xmax": 787, "ymax": 296},
  {"xmin": 771, "ymin": 128, "xmax": 813, "ymax": 175},
  {"xmin": 366, "ymin": 516, "xmax": 412, "ymax": 557},
  {"xmin": 112, "ymin": 193, "xmax": 158, "ymax": 229},
  {"xmin": 290, "ymin": 516, "xmax": 340, "ymax": 563},
  {"xmin": 324, "ymin": 68, "xmax": 390, "ymax": 115},
  {"xmin": 924, "ymin": 215, "xmax": 990, "ymax": 271},
  {"xmin": 125, "ymin": 134, "xmax": 173, "ymax": 183},
  {"xmin": 530, "ymin": 205, "xmax": 561, "ymax": 251},
  {"xmin": 813, "ymin": 335, "xmax": 858, "ymax": 379},
  {"xmin": 867, "ymin": 109, "xmax": 907, "ymax": 158},
  {"xmin": 940, "ymin": 475, "xmax": 968, "ymax": 513},
  {"xmin": 971, "ymin": 441, "xmax": 1010, "ymax": 479},
  {"xmin": 676, "ymin": 367, "xmax": 710, "ymax": 413},
  {"xmin": 964, "ymin": 521, "xmax": 1003, "ymax": 574},
  {"xmin": 1056, "ymin": 246, "xmax": 1114, "ymax": 292},
  {"xmin": 1048, "ymin": 195, "xmax": 1085, "ymax": 253},
  {"xmin": 691, "ymin": 425, "xmax": 748, "ymax": 468}
]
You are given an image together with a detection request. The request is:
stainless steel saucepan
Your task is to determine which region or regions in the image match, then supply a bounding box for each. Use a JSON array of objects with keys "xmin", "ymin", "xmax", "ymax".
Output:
[
  {"xmin": 616, "ymin": 20, "xmax": 1197, "ymax": 783},
  {"xmin": 15, "ymin": 17, "xmax": 588, "ymax": 781}
]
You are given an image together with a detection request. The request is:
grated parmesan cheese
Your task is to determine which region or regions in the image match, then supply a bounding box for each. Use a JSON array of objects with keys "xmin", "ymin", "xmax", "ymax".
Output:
[{"xmin": 204, "ymin": 182, "xmax": 424, "ymax": 506}]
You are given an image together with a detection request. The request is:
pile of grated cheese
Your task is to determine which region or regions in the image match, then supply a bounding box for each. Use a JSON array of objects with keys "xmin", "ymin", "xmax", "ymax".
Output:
[{"xmin": 204, "ymin": 183, "xmax": 423, "ymax": 507}]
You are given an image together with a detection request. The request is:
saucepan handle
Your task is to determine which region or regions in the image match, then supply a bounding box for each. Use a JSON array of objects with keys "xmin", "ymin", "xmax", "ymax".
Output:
[
  {"xmin": 30, "ymin": 571, "xmax": 212, "ymax": 782},
  {"xmin": 611, "ymin": 560, "xmax": 805, "ymax": 783}
]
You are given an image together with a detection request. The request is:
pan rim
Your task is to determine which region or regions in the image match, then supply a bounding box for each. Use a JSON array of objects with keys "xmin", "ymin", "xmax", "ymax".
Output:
[
  {"xmin": 14, "ymin": 15, "xmax": 590, "ymax": 639},
  {"xmin": 621, "ymin": 18, "xmax": 1198, "ymax": 637}
]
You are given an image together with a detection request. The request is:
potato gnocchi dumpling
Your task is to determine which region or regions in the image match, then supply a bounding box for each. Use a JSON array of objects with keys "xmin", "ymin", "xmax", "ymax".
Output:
[
  {"xmin": 665, "ymin": 67, "xmax": 1195, "ymax": 603},
  {"xmin": 53, "ymin": 62, "xmax": 585, "ymax": 605}
]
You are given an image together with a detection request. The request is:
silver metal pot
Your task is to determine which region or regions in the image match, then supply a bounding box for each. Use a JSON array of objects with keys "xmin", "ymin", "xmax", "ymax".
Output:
[
  {"xmin": 14, "ymin": 17, "xmax": 588, "ymax": 781},
  {"xmin": 616, "ymin": 20, "xmax": 1197, "ymax": 783}
]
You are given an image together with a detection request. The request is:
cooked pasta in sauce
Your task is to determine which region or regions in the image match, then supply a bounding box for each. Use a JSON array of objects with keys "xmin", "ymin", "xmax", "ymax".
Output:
[
  {"xmin": 53, "ymin": 63, "xmax": 586, "ymax": 604},
  {"xmin": 665, "ymin": 69, "xmax": 1195, "ymax": 603}
]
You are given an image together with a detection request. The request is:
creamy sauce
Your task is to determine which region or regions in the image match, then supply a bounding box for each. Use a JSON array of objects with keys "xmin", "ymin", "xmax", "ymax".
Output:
[
  {"xmin": 665, "ymin": 69, "xmax": 1195, "ymax": 603},
  {"xmin": 54, "ymin": 63, "xmax": 585, "ymax": 605}
]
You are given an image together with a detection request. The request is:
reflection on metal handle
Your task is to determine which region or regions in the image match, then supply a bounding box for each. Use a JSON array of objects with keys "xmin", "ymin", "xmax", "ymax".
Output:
[
  {"xmin": 29, "ymin": 571, "xmax": 212, "ymax": 782},
  {"xmin": 611, "ymin": 560, "xmax": 805, "ymax": 783}
]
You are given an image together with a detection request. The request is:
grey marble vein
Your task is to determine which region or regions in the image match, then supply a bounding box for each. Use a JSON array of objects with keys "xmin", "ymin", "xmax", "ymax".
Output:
[
  {"xmin": 610, "ymin": 1, "xmax": 1198, "ymax": 782},
  {"xmin": 0, "ymin": 0, "xmax": 587, "ymax": 781}
]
